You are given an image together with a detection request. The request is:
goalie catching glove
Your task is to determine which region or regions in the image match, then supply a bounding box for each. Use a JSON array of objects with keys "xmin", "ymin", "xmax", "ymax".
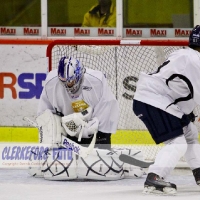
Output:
[{"xmin": 62, "ymin": 113, "xmax": 99, "ymax": 139}]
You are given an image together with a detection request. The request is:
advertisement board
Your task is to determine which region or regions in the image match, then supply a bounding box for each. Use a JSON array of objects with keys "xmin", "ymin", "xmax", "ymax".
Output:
[{"xmin": 0, "ymin": 45, "xmax": 47, "ymax": 126}]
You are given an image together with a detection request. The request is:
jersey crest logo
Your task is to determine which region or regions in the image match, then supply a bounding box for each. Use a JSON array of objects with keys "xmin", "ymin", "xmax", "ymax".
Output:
[{"xmin": 71, "ymin": 100, "xmax": 89, "ymax": 112}]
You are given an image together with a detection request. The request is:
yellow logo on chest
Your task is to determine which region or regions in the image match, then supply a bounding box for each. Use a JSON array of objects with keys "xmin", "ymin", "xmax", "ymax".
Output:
[{"xmin": 71, "ymin": 100, "xmax": 89, "ymax": 112}]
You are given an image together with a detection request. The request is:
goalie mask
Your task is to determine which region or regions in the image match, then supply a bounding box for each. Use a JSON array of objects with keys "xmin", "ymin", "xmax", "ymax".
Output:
[{"xmin": 58, "ymin": 57, "xmax": 85, "ymax": 94}]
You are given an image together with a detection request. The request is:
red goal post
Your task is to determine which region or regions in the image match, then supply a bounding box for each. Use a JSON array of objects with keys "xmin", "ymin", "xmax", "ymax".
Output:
[
  {"xmin": 46, "ymin": 39, "xmax": 188, "ymax": 72},
  {"xmin": 46, "ymin": 39, "xmax": 200, "ymax": 164}
]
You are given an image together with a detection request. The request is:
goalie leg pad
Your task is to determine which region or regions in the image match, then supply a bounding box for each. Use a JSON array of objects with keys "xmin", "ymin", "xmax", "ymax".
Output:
[
  {"xmin": 36, "ymin": 109, "xmax": 66, "ymax": 144},
  {"xmin": 42, "ymin": 148, "xmax": 77, "ymax": 181},
  {"xmin": 28, "ymin": 147, "xmax": 49, "ymax": 178},
  {"xmin": 123, "ymin": 164, "xmax": 144, "ymax": 178},
  {"xmin": 77, "ymin": 148, "xmax": 125, "ymax": 180},
  {"xmin": 112, "ymin": 147, "xmax": 145, "ymax": 178},
  {"xmin": 28, "ymin": 153, "xmax": 44, "ymax": 178}
]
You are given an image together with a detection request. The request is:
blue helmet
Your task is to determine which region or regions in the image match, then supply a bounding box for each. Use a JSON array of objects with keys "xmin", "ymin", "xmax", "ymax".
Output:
[
  {"xmin": 189, "ymin": 25, "xmax": 200, "ymax": 48},
  {"xmin": 58, "ymin": 57, "xmax": 85, "ymax": 94}
]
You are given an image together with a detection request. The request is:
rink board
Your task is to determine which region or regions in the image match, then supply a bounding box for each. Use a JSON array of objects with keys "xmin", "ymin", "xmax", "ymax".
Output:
[
  {"xmin": 1, "ymin": 127, "xmax": 200, "ymax": 144},
  {"xmin": 0, "ymin": 127, "xmax": 156, "ymax": 144}
]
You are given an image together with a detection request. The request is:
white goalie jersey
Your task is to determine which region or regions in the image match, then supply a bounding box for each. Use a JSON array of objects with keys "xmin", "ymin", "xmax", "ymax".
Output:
[
  {"xmin": 134, "ymin": 47, "xmax": 200, "ymax": 118},
  {"xmin": 37, "ymin": 68, "xmax": 119, "ymax": 134}
]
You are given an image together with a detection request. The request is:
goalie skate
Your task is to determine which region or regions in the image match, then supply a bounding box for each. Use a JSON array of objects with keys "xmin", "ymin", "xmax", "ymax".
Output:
[{"xmin": 143, "ymin": 173, "xmax": 177, "ymax": 195}]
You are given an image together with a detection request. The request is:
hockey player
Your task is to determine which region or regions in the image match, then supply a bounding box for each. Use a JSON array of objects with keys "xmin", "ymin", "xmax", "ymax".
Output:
[
  {"xmin": 37, "ymin": 56, "xmax": 119, "ymax": 150},
  {"xmin": 133, "ymin": 25, "xmax": 200, "ymax": 195},
  {"xmin": 28, "ymin": 56, "xmax": 144, "ymax": 180}
]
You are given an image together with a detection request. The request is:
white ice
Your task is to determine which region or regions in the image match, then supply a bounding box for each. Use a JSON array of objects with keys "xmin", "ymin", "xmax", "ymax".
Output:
[{"xmin": 0, "ymin": 168, "xmax": 199, "ymax": 200}]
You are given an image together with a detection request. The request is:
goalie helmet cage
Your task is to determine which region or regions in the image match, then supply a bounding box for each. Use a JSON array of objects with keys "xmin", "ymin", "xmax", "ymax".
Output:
[{"xmin": 46, "ymin": 39, "xmax": 199, "ymax": 167}]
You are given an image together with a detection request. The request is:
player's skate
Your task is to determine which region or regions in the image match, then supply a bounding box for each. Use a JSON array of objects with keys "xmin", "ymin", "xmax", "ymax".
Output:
[
  {"xmin": 192, "ymin": 168, "xmax": 200, "ymax": 185},
  {"xmin": 143, "ymin": 173, "xmax": 177, "ymax": 195}
]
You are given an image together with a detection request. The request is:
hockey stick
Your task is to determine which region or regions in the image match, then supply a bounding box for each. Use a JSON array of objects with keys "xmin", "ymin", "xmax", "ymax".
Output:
[
  {"xmin": 119, "ymin": 154, "xmax": 154, "ymax": 168},
  {"xmin": 23, "ymin": 117, "xmax": 39, "ymax": 128}
]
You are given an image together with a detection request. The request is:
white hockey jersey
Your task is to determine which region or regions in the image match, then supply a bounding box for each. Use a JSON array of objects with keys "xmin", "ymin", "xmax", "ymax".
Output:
[
  {"xmin": 37, "ymin": 68, "xmax": 119, "ymax": 133},
  {"xmin": 134, "ymin": 47, "xmax": 200, "ymax": 118}
]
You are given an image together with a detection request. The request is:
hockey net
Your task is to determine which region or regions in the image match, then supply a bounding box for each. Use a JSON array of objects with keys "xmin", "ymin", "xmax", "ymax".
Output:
[{"xmin": 46, "ymin": 39, "xmax": 199, "ymax": 167}]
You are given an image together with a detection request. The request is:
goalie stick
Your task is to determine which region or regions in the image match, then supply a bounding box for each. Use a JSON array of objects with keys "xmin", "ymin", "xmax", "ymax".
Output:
[
  {"xmin": 60, "ymin": 134, "xmax": 97, "ymax": 158},
  {"xmin": 23, "ymin": 116, "xmax": 39, "ymax": 128},
  {"xmin": 119, "ymin": 154, "xmax": 154, "ymax": 168}
]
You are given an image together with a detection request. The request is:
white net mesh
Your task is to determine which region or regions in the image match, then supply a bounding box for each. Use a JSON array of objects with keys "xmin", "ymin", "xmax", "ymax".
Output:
[{"xmin": 47, "ymin": 41, "xmax": 200, "ymax": 165}]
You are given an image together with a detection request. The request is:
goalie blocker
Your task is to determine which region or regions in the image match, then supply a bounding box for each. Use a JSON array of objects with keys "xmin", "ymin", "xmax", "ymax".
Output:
[{"xmin": 27, "ymin": 109, "xmax": 144, "ymax": 180}]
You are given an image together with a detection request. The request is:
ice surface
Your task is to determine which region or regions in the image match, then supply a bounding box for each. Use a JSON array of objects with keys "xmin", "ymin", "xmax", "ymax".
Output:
[{"xmin": 0, "ymin": 168, "xmax": 199, "ymax": 200}]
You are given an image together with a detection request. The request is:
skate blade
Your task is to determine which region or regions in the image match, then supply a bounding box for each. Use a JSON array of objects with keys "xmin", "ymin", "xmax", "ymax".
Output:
[{"xmin": 143, "ymin": 186, "xmax": 177, "ymax": 196}]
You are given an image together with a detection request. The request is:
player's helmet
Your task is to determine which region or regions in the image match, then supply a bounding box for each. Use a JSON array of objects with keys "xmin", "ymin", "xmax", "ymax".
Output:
[
  {"xmin": 58, "ymin": 57, "xmax": 85, "ymax": 94},
  {"xmin": 189, "ymin": 25, "xmax": 200, "ymax": 48}
]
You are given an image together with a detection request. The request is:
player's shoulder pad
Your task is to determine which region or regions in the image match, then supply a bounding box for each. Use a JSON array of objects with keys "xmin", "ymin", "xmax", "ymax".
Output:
[
  {"xmin": 168, "ymin": 48, "xmax": 189, "ymax": 63},
  {"xmin": 85, "ymin": 68, "xmax": 105, "ymax": 82},
  {"xmin": 44, "ymin": 69, "xmax": 58, "ymax": 84}
]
